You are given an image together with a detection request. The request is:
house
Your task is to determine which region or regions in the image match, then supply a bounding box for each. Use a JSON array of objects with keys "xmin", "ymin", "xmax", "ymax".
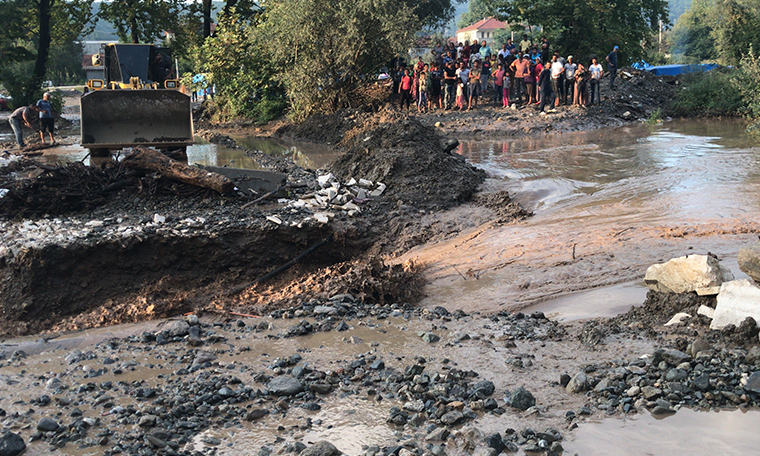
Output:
[
  {"xmin": 456, "ymin": 17, "xmax": 508, "ymax": 46},
  {"xmin": 81, "ymin": 41, "xmax": 112, "ymax": 81}
]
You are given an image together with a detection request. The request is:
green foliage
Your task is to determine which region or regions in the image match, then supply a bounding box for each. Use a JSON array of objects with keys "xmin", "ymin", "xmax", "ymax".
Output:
[
  {"xmin": 457, "ymin": 0, "xmax": 497, "ymax": 29},
  {"xmin": 671, "ymin": 69, "xmax": 744, "ymax": 117},
  {"xmin": 668, "ymin": 0, "xmax": 760, "ymax": 65},
  {"xmin": 98, "ymin": 0, "xmax": 183, "ymax": 44},
  {"xmin": 668, "ymin": 0, "xmax": 716, "ymax": 63},
  {"xmin": 46, "ymin": 90, "xmax": 65, "ymax": 117},
  {"xmin": 46, "ymin": 42, "xmax": 87, "ymax": 85},
  {"xmin": 668, "ymin": 0, "xmax": 693, "ymax": 22},
  {"xmin": 712, "ymin": 0, "xmax": 760, "ymax": 66},
  {"xmin": 0, "ymin": 0, "xmax": 94, "ymax": 106},
  {"xmin": 196, "ymin": 9, "xmax": 284, "ymax": 123},
  {"xmin": 404, "ymin": 0, "xmax": 464, "ymax": 28},
  {"xmin": 731, "ymin": 48, "xmax": 760, "ymax": 121},
  {"xmin": 264, "ymin": 0, "xmax": 418, "ymax": 120},
  {"xmin": 646, "ymin": 107, "xmax": 663, "ymax": 125},
  {"xmin": 493, "ymin": 0, "xmax": 670, "ymax": 64}
]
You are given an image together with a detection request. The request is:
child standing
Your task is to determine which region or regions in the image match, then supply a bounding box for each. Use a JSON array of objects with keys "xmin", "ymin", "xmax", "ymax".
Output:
[{"xmin": 418, "ymin": 71, "xmax": 429, "ymax": 113}]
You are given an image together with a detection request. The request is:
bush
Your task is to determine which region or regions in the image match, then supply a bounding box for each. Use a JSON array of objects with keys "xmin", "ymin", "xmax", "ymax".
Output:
[{"xmin": 670, "ymin": 69, "xmax": 744, "ymax": 117}]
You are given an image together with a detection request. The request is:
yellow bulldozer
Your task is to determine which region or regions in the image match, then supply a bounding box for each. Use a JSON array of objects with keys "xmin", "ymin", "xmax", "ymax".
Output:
[{"xmin": 81, "ymin": 44, "xmax": 193, "ymax": 156}]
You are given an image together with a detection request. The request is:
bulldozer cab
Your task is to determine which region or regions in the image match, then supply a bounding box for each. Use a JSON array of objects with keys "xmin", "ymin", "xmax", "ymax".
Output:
[
  {"xmin": 82, "ymin": 43, "xmax": 193, "ymax": 154},
  {"xmin": 102, "ymin": 44, "xmax": 173, "ymax": 88}
]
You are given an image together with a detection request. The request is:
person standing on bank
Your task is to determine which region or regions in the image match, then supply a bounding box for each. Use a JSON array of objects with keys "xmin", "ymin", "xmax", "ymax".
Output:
[
  {"xmin": 9, "ymin": 105, "xmax": 41, "ymax": 149},
  {"xmin": 589, "ymin": 56, "xmax": 603, "ymax": 105},
  {"xmin": 36, "ymin": 92, "xmax": 55, "ymax": 144},
  {"xmin": 606, "ymin": 45, "xmax": 619, "ymax": 90}
]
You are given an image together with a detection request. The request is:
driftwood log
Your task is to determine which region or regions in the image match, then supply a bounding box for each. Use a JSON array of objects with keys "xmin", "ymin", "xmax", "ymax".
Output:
[{"xmin": 122, "ymin": 146, "xmax": 234, "ymax": 193}]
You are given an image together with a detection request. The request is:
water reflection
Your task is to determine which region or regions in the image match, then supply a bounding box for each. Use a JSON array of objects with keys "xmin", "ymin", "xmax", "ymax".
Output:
[
  {"xmin": 233, "ymin": 136, "xmax": 341, "ymax": 170},
  {"xmin": 458, "ymin": 119, "xmax": 760, "ymax": 225},
  {"xmin": 187, "ymin": 138, "xmax": 262, "ymax": 169},
  {"xmin": 565, "ymin": 408, "xmax": 760, "ymax": 456}
]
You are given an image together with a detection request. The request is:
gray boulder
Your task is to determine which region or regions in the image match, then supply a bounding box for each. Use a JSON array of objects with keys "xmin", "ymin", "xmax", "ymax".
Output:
[
  {"xmin": 738, "ymin": 242, "xmax": 760, "ymax": 283},
  {"xmin": 744, "ymin": 372, "xmax": 760, "ymax": 394},
  {"xmin": 267, "ymin": 376, "xmax": 305, "ymax": 396},
  {"xmin": 508, "ymin": 387, "xmax": 536, "ymax": 410},
  {"xmin": 0, "ymin": 432, "xmax": 26, "ymax": 456},
  {"xmin": 300, "ymin": 441, "xmax": 341, "ymax": 456},
  {"xmin": 565, "ymin": 373, "xmax": 590, "ymax": 394},
  {"xmin": 37, "ymin": 417, "xmax": 59, "ymax": 432}
]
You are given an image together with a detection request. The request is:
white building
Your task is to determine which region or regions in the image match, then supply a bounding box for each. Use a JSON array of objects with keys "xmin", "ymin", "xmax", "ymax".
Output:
[{"xmin": 456, "ymin": 17, "xmax": 508, "ymax": 46}]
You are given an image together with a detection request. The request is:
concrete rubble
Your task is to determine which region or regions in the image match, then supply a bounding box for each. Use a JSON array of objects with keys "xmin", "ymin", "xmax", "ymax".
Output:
[
  {"xmin": 644, "ymin": 254, "xmax": 734, "ymax": 294},
  {"xmin": 711, "ymin": 279, "xmax": 760, "ymax": 329},
  {"xmin": 285, "ymin": 172, "xmax": 386, "ymax": 220}
]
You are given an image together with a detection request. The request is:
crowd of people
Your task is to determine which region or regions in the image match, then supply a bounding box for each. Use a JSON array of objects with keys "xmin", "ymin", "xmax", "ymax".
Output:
[{"xmin": 392, "ymin": 35, "xmax": 620, "ymax": 113}]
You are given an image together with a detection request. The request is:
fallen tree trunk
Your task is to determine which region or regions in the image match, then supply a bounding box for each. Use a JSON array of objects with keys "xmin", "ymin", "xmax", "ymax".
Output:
[{"xmin": 122, "ymin": 146, "xmax": 234, "ymax": 193}]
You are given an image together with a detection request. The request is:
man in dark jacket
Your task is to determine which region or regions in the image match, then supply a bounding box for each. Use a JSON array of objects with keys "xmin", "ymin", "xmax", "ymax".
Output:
[{"xmin": 537, "ymin": 65, "xmax": 554, "ymax": 113}]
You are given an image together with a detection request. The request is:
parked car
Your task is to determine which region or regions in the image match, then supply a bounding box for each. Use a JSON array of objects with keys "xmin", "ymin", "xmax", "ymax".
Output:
[{"xmin": 0, "ymin": 95, "xmax": 11, "ymax": 111}]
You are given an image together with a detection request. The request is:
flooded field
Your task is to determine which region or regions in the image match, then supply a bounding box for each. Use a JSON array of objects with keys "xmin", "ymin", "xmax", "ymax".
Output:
[{"xmin": 397, "ymin": 119, "xmax": 760, "ymax": 316}]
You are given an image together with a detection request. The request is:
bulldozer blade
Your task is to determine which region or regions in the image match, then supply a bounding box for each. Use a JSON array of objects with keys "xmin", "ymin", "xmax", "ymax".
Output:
[{"xmin": 80, "ymin": 90, "xmax": 193, "ymax": 150}]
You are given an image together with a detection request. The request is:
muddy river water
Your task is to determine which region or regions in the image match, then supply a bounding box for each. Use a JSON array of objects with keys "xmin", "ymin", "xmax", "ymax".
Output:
[
  {"xmin": 399, "ymin": 119, "xmax": 760, "ymax": 318},
  {"xmin": 4, "ymin": 119, "xmax": 760, "ymax": 455}
]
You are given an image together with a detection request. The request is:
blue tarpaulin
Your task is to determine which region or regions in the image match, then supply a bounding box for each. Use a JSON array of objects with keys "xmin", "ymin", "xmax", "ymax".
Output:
[{"xmin": 632, "ymin": 63, "xmax": 718, "ymax": 76}]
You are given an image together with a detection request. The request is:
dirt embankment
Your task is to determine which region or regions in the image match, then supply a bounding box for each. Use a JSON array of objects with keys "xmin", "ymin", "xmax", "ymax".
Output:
[
  {"xmin": 0, "ymin": 114, "xmax": 501, "ymax": 337},
  {"xmin": 275, "ymin": 68, "xmax": 676, "ymax": 143}
]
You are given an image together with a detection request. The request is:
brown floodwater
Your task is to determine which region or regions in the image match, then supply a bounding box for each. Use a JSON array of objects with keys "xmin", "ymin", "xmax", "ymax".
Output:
[{"xmin": 398, "ymin": 119, "xmax": 760, "ymax": 316}]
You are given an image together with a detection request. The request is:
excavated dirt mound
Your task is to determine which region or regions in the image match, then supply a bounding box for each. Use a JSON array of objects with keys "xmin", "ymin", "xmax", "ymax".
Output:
[
  {"xmin": 611, "ymin": 290, "xmax": 716, "ymax": 330},
  {"xmin": 474, "ymin": 190, "xmax": 533, "ymax": 222},
  {"xmin": 330, "ymin": 118, "xmax": 486, "ymax": 211}
]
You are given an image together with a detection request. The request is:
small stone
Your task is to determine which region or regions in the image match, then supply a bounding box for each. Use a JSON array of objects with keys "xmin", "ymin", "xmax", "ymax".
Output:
[
  {"xmin": 420, "ymin": 332, "xmax": 440, "ymax": 343},
  {"xmin": 440, "ymin": 410, "xmax": 464, "ymax": 425},
  {"xmin": 744, "ymin": 372, "xmax": 760, "ymax": 394},
  {"xmin": 425, "ymin": 427, "xmax": 450, "ymax": 441},
  {"xmin": 37, "ymin": 418, "xmax": 59, "ymax": 432},
  {"xmin": 138, "ymin": 414, "xmax": 157, "ymax": 427},
  {"xmin": 267, "ymin": 376, "xmax": 305, "ymax": 396},
  {"xmin": 246, "ymin": 409, "xmax": 270, "ymax": 421},
  {"xmin": 146, "ymin": 435, "xmax": 167, "ymax": 449}
]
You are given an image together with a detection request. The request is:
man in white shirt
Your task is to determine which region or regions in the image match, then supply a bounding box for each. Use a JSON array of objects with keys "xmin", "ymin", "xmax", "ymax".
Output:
[
  {"xmin": 550, "ymin": 55, "xmax": 564, "ymax": 106},
  {"xmin": 563, "ymin": 56, "xmax": 577, "ymax": 105},
  {"xmin": 589, "ymin": 56, "xmax": 604, "ymax": 105}
]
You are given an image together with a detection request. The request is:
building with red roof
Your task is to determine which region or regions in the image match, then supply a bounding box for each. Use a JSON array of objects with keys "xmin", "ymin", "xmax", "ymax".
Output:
[{"xmin": 456, "ymin": 17, "xmax": 508, "ymax": 47}]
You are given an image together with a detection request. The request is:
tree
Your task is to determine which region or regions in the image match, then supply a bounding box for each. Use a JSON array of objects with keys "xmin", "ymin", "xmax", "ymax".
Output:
[
  {"xmin": 712, "ymin": 0, "xmax": 760, "ymax": 65},
  {"xmin": 458, "ymin": 0, "xmax": 497, "ymax": 29},
  {"xmin": 0, "ymin": 0, "xmax": 94, "ymax": 105},
  {"xmin": 98, "ymin": 0, "xmax": 183, "ymax": 44},
  {"xmin": 668, "ymin": 0, "xmax": 716, "ymax": 63},
  {"xmin": 493, "ymin": 0, "xmax": 669, "ymax": 64},
  {"xmin": 403, "ymin": 0, "xmax": 466, "ymax": 28},
  {"xmin": 264, "ymin": 0, "xmax": 418, "ymax": 119}
]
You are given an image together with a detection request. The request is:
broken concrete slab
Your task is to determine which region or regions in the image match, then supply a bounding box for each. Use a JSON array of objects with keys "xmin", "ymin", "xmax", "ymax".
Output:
[
  {"xmin": 696, "ymin": 286, "xmax": 721, "ymax": 296},
  {"xmin": 697, "ymin": 305, "xmax": 715, "ymax": 319},
  {"xmin": 664, "ymin": 312, "xmax": 691, "ymax": 327},
  {"xmin": 711, "ymin": 279, "xmax": 760, "ymax": 330},
  {"xmin": 644, "ymin": 254, "xmax": 734, "ymax": 294},
  {"xmin": 738, "ymin": 242, "xmax": 760, "ymax": 283}
]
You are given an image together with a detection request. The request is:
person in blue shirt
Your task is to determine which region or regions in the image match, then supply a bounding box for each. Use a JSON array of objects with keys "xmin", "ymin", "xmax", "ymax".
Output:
[
  {"xmin": 36, "ymin": 92, "xmax": 55, "ymax": 144},
  {"xmin": 606, "ymin": 46, "xmax": 619, "ymax": 90}
]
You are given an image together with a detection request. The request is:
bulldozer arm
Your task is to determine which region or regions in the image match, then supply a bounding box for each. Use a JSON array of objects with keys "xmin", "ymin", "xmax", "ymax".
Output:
[{"xmin": 80, "ymin": 90, "xmax": 193, "ymax": 151}]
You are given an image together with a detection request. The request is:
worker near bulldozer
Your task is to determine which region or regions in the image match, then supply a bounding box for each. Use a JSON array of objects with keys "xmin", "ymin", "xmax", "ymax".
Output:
[
  {"xmin": 8, "ymin": 104, "xmax": 41, "ymax": 149},
  {"xmin": 36, "ymin": 92, "xmax": 55, "ymax": 145},
  {"xmin": 152, "ymin": 53, "xmax": 172, "ymax": 85}
]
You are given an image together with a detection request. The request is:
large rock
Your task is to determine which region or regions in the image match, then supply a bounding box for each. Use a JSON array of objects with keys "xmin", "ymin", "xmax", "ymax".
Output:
[
  {"xmin": 738, "ymin": 242, "xmax": 760, "ymax": 283},
  {"xmin": 267, "ymin": 376, "xmax": 305, "ymax": 396},
  {"xmin": 711, "ymin": 280, "xmax": 760, "ymax": 329},
  {"xmin": 0, "ymin": 432, "xmax": 26, "ymax": 456},
  {"xmin": 507, "ymin": 387, "xmax": 536, "ymax": 410},
  {"xmin": 644, "ymin": 254, "xmax": 734, "ymax": 294},
  {"xmin": 565, "ymin": 373, "xmax": 590, "ymax": 394},
  {"xmin": 300, "ymin": 441, "xmax": 341, "ymax": 456}
]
